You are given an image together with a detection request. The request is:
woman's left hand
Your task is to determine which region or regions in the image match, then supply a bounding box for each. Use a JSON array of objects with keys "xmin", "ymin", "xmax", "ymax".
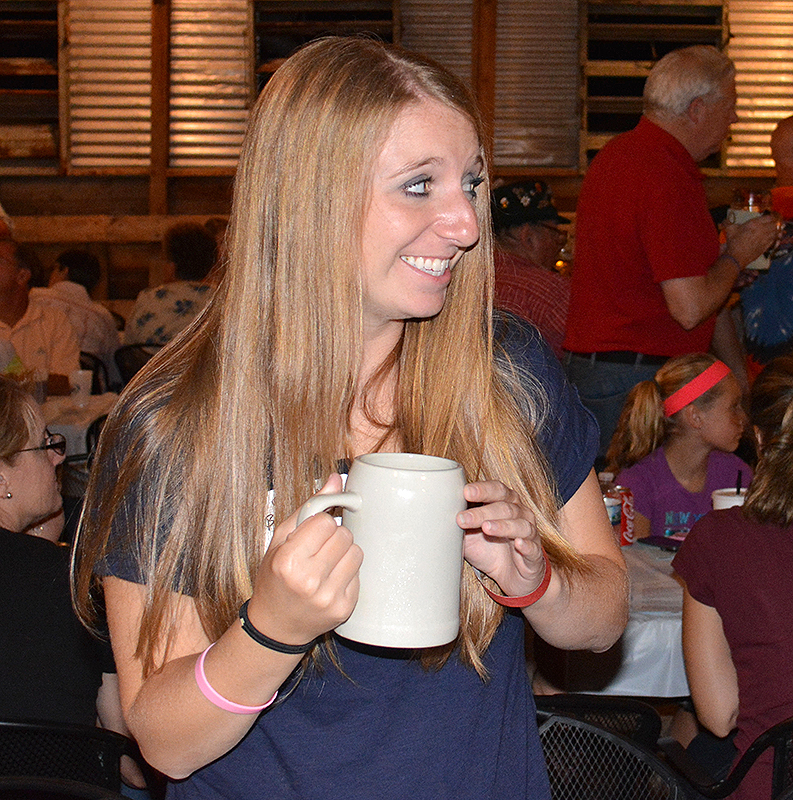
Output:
[{"xmin": 458, "ymin": 480, "xmax": 547, "ymax": 599}]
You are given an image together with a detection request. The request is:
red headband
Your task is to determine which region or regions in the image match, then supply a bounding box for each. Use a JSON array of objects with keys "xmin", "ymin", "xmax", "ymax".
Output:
[{"xmin": 663, "ymin": 361, "xmax": 731, "ymax": 417}]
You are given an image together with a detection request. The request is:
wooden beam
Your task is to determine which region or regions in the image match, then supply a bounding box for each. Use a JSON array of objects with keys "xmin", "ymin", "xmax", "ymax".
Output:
[
  {"xmin": 471, "ymin": 0, "xmax": 497, "ymax": 152},
  {"xmin": 12, "ymin": 215, "xmax": 226, "ymax": 244},
  {"xmin": 0, "ymin": 125, "xmax": 57, "ymax": 159},
  {"xmin": 150, "ymin": 0, "xmax": 171, "ymax": 215}
]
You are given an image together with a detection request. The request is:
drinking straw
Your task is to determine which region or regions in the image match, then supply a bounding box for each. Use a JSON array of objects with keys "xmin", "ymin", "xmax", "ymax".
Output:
[{"xmin": 736, "ymin": 470, "xmax": 743, "ymax": 495}]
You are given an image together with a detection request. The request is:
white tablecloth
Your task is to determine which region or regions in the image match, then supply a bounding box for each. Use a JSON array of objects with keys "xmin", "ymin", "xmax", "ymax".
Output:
[
  {"xmin": 42, "ymin": 393, "xmax": 118, "ymax": 458},
  {"xmin": 535, "ymin": 543, "xmax": 690, "ymax": 698}
]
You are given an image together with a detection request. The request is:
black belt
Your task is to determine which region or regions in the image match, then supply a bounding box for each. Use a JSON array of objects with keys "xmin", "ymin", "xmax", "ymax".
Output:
[{"xmin": 567, "ymin": 350, "xmax": 668, "ymax": 367}]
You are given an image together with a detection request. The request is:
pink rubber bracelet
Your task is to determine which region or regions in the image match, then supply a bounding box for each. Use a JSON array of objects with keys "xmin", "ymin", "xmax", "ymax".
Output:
[
  {"xmin": 194, "ymin": 643, "xmax": 277, "ymax": 715},
  {"xmin": 481, "ymin": 549, "xmax": 552, "ymax": 608}
]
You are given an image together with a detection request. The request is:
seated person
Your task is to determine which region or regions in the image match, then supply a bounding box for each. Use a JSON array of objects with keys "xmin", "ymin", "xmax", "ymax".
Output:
[
  {"xmin": 741, "ymin": 115, "xmax": 793, "ymax": 367},
  {"xmin": 0, "ymin": 238, "xmax": 80, "ymax": 395},
  {"xmin": 607, "ymin": 354, "xmax": 752, "ymax": 543},
  {"xmin": 0, "ymin": 375, "xmax": 148, "ymax": 792},
  {"xmin": 125, "ymin": 222, "xmax": 218, "ymax": 346},
  {"xmin": 674, "ymin": 355, "xmax": 793, "ymax": 800},
  {"xmin": 32, "ymin": 249, "xmax": 121, "ymax": 389},
  {"xmin": 492, "ymin": 180, "xmax": 571, "ymax": 359},
  {"xmin": 0, "ymin": 375, "xmax": 113, "ymax": 725}
]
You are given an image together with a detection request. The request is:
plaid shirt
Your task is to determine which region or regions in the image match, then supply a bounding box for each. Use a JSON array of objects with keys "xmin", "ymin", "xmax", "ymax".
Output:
[{"xmin": 494, "ymin": 250, "xmax": 570, "ymax": 359}]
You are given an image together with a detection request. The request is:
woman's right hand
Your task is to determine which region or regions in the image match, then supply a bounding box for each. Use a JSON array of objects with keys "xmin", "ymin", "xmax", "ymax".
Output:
[{"xmin": 247, "ymin": 474, "xmax": 363, "ymax": 647}]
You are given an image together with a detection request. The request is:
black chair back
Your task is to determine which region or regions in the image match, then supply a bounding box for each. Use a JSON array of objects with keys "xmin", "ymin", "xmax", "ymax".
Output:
[
  {"xmin": 535, "ymin": 693, "xmax": 662, "ymax": 749},
  {"xmin": 78, "ymin": 352, "xmax": 109, "ymax": 395},
  {"xmin": 661, "ymin": 716, "xmax": 793, "ymax": 799},
  {"xmin": 0, "ymin": 721, "xmax": 137, "ymax": 791},
  {"xmin": 539, "ymin": 713, "xmax": 694, "ymax": 800},
  {"xmin": 0, "ymin": 776, "xmax": 126, "ymax": 799},
  {"xmin": 114, "ymin": 345, "xmax": 157, "ymax": 386}
]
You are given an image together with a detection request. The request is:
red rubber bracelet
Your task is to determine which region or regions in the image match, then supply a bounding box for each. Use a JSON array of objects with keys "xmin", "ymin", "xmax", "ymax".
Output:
[{"xmin": 481, "ymin": 550, "xmax": 552, "ymax": 608}]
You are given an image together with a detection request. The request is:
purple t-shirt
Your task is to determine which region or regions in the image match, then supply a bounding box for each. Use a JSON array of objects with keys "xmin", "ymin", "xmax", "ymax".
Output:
[{"xmin": 617, "ymin": 448, "xmax": 752, "ymax": 541}]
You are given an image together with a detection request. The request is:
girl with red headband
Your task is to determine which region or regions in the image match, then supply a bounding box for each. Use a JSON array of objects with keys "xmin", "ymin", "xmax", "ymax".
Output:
[{"xmin": 606, "ymin": 353, "xmax": 752, "ymax": 545}]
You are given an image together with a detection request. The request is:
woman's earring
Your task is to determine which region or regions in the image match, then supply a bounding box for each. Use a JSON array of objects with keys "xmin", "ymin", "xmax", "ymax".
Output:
[{"xmin": 4, "ymin": 492, "xmax": 11, "ymax": 499}]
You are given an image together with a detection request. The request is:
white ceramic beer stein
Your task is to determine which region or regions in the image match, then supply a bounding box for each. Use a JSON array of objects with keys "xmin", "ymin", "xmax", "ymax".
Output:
[{"xmin": 297, "ymin": 452, "xmax": 467, "ymax": 648}]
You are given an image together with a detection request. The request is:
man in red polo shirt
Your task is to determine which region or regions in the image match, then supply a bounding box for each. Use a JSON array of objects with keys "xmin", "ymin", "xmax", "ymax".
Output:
[{"xmin": 564, "ymin": 45, "xmax": 777, "ymax": 460}]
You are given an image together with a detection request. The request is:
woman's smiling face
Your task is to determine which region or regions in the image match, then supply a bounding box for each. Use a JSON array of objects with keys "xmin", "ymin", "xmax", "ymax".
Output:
[{"xmin": 360, "ymin": 97, "xmax": 482, "ymax": 338}]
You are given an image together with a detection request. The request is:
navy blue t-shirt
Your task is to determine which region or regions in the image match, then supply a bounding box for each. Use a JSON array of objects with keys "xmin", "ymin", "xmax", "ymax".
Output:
[{"xmin": 103, "ymin": 314, "xmax": 598, "ymax": 800}]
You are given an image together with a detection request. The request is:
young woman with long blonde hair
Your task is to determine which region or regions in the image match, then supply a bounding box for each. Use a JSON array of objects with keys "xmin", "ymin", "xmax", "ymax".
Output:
[
  {"xmin": 606, "ymin": 353, "xmax": 751, "ymax": 543},
  {"xmin": 73, "ymin": 37, "xmax": 627, "ymax": 799}
]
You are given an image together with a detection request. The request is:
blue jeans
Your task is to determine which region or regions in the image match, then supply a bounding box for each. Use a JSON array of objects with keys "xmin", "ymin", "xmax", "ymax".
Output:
[{"xmin": 563, "ymin": 353, "xmax": 660, "ymax": 460}]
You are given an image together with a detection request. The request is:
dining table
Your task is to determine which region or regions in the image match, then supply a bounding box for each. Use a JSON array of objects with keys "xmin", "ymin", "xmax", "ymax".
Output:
[{"xmin": 533, "ymin": 541, "xmax": 690, "ymax": 699}]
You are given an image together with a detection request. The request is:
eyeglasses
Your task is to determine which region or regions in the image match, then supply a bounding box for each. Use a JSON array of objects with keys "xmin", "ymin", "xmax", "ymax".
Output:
[{"xmin": 16, "ymin": 430, "xmax": 67, "ymax": 457}]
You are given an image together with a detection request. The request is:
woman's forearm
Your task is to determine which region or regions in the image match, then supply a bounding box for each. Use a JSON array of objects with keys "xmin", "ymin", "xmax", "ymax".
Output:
[
  {"xmin": 682, "ymin": 589, "xmax": 739, "ymax": 738},
  {"xmin": 524, "ymin": 470, "xmax": 629, "ymax": 651},
  {"xmin": 524, "ymin": 553, "xmax": 628, "ymax": 651},
  {"xmin": 106, "ymin": 579, "xmax": 302, "ymax": 779}
]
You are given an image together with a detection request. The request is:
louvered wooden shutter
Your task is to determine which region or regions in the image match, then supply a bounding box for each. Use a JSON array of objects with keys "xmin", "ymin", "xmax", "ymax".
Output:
[
  {"xmin": 65, "ymin": 0, "xmax": 152, "ymax": 172},
  {"xmin": 494, "ymin": 0, "xmax": 578, "ymax": 168},
  {"xmin": 726, "ymin": 0, "xmax": 793, "ymax": 169},
  {"xmin": 169, "ymin": 0, "xmax": 252, "ymax": 171},
  {"xmin": 400, "ymin": 0, "xmax": 473, "ymax": 91},
  {"xmin": 400, "ymin": 0, "xmax": 578, "ymax": 170}
]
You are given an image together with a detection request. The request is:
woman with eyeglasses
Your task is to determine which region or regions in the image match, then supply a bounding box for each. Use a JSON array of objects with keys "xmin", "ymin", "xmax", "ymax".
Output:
[
  {"xmin": 73, "ymin": 38, "xmax": 627, "ymax": 800},
  {"xmin": 0, "ymin": 375, "xmax": 66, "ymax": 538},
  {"xmin": 0, "ymin": 376, "xmax": 105, "ymax": 720}
]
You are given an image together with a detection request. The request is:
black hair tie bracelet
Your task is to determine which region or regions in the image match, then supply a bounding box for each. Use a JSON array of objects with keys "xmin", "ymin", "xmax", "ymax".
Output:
[{"xmin": 239, "ymin": 599, "xmax": 317, "ymax": 655}]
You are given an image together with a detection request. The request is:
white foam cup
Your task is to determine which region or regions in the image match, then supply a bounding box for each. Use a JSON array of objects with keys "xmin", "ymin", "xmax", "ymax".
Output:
[{"xmin": 712, "ymin": 488, "xmax": 747, "ymax": 510}]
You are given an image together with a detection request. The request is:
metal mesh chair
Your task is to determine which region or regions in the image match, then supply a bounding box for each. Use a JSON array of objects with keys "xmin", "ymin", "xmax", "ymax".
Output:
[
  {"xmin": 113, "ymin": 345, "xmax": 158, "ymax": 387},
  {"xmin": 0, "ymin": 721, "xmax": 140, "ymax": 791},
  {"xmin": 79, "ymin": 352, "xmax": 109, "ymax": 395},
  {"xmin": 539, "ymin": 713, "xmax": 695, "ymax": 800},
  {"xmin": 535, "ymin": 693, "xmax": 662, "ymax": 749},
  {"xmin": 660, "ymin": 716, "xmax": 793, "ymax": 799},
  {"xmin": 0, "ymin": 776, "xmax": 127, "ymax": 799}
]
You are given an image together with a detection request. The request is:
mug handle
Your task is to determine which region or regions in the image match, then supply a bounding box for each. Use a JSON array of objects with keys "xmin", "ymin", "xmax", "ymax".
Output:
[{"xmin": 297, "ymin": 492, "xmax": 363, "ymax": 525}]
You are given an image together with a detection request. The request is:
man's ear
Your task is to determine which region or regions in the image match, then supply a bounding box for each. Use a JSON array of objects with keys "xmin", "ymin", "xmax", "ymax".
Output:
[{"xmin": 687, "ymin": 96, "xmax": 705, "ymax": 125}]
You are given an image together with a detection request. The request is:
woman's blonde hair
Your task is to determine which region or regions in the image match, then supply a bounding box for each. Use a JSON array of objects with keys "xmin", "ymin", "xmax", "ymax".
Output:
[
  {"xmin": 73, "ymin": 37, "xmax": 585, "ymax": 679},
  {"xmin": 607, "ymin": 353, "xmax": 727, "ymax": 473},
  {"xmin": 744, "ymin": 355, "xmax": 793, "ymax": 526}
]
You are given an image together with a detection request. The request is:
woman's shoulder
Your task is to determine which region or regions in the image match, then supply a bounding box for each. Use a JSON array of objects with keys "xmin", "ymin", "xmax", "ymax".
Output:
[
  {"xmin": 494, "ymin": 310, "xmax": 558, "ymax": 377},
  {"xmin": 676, "ymin": 506, "xmax": 748, "ymax": 560},
  {"xmin": 494, "ymin": 310, "xmax": 599, "ymax": 504}
]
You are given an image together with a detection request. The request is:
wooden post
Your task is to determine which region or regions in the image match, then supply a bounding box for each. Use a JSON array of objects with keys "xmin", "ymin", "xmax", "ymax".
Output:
[
  {"xmin": 150, "ymin": 0, "xmax": 171, "ymax": 215},
  {"xmin": 472, "ymin": 0, "xmax": 497, "ymax": 155}
]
